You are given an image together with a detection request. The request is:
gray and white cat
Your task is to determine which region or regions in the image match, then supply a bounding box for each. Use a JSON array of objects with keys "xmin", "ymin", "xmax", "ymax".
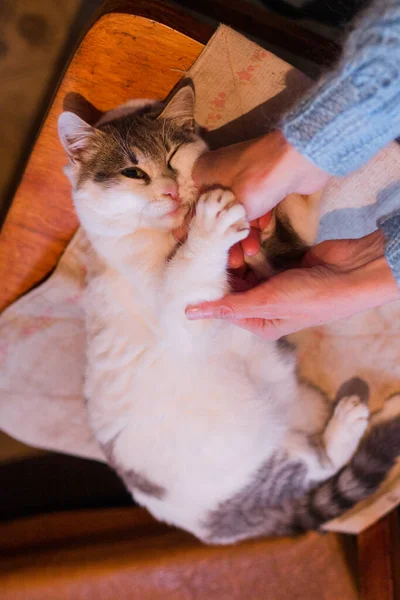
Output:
[{"xmin": 58, "ymin": 84, "xmax": 400, "ymax": 544}]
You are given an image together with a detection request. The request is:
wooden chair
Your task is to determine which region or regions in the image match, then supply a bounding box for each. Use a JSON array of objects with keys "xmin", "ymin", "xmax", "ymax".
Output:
[{"xmin": 0, "ymin": 2, "xmax": 398, "ymax": 598}]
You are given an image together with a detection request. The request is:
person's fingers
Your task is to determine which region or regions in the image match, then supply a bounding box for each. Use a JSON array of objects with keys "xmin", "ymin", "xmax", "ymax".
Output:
[
  {"xmin": 259, "ymin": 211, "xmax": 273, "ymax": 231},
  {"xmin": 228, "ymin": 243, "xmax": 245, "ymax": 269},
  {"xmin": 238, "ymin": 185, "xmax": 284, "ymax": 222},
  {"xmin": 241, "ymin": 227, "xmax": 261, "ymax": 256},
  {"xmin": 185, "ymin": 286, "xmax": 269, "ymax": 321},
  {"xmin": 186, "ymin": 299, "xmax": 237, "ymax": 321},
  {"xmin": 186, "ymin": 297, "xmax": 287, "ymax": 339}
]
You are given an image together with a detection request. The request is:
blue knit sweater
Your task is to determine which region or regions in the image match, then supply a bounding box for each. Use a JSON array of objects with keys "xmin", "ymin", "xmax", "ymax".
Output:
[{"xmin": 281, "ymin": 0, "xmax": 400, "ymax": 283}]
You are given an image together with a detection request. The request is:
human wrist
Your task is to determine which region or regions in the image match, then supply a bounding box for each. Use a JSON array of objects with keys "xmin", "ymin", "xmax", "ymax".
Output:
[{"xmin": 254, "ymin": 130, "xmax": 328, "ymax": 190}]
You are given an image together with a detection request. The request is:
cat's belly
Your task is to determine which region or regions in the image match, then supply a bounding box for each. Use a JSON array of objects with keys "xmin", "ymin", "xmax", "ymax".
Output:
[
  {"xmin": 86, "ymin": 325, "xmax": 293, "ymax": 532},
  {"xmin": 83, "ymin": 284, "xmax": 297, "ymax": 537}
]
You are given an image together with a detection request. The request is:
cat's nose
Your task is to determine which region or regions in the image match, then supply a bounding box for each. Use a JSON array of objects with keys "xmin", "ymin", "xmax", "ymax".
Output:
[{"xmin": 161, "ymin": 181, "xmax": 180, "ymax": 202}]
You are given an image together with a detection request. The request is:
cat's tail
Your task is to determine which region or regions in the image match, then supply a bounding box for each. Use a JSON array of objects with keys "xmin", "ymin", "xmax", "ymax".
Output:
[{"xmin": 282, "ymin": 412, "xmax": 400, "ymax": 536}]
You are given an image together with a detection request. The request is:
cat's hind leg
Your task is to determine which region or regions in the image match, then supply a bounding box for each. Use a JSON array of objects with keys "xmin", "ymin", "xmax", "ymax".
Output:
[
  {"xmin": 290, "ymin": 382, "xmax": 370, "ymax": 485},
  {"xmin": 323, "ymin": 394, "xmax": 370, "ymax": 470}
]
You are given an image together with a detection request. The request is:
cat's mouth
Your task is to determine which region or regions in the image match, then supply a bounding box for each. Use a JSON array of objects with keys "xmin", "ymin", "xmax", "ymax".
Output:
[
  {"xmin": 153, "ymin": 202, "xmax": 188, "ymax": 230},
  {"xmin": 159, "ymin": 197, "xmax": 193, "ymax": 221},
  {"xmin": 166, "ymin": 205, "xmax": 183, "ymax": 217},
  {"xmin": 155, "ymin": 194, "xmax": 195, "ymax": 228}
]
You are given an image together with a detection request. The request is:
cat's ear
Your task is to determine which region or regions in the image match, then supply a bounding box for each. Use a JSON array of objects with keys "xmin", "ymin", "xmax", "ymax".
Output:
[
  {"xmin": 58, "ymin": 111, "xmax": 101, "ymax": 162},
  {"xmin": 157, "ymin": 85, "xmax": 195, "ymax": 131}
]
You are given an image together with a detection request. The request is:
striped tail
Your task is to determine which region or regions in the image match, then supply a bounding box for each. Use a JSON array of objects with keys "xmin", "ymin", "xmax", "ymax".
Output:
[{"xmin": 285, "ymin": 415, "xmax": 400, "ymax": 535}]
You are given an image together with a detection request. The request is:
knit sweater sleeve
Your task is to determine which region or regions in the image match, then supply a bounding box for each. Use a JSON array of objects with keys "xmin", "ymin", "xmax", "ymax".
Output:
[{"xmin": 281, "ymin": 0, "xmax": 400, "ymax": 177}]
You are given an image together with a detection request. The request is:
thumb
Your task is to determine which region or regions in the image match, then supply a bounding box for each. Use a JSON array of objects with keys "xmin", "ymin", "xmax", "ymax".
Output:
[
  {"xmin": 185, "ymin": 301, "xmax": 285, "ymax": 339},
  {"xmin": 185, "ymin": 287, "xmax": 268, "ymax": 321}
]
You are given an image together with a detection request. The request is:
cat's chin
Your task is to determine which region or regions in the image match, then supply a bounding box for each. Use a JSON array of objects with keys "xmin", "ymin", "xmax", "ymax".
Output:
[{"xmin": 157, "ymin": 205, "xmax": 188, "ymax": 230}]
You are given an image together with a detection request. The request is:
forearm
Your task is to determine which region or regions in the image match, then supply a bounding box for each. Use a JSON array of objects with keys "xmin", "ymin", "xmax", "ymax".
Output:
[{"xmin": 282, "ymin": 0, "xmax": 400, "ymax": 176}]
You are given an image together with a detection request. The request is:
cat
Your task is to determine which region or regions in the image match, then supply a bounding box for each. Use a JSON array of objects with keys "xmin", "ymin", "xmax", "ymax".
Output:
[{"xmin": 58, "ymin": 83, "xmax": 400, "ymax": 544}]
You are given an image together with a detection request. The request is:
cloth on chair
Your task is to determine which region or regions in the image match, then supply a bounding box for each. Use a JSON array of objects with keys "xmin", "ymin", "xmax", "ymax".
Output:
[{"xmin": 1, "ymin": 25, "xmax": 400, "ymax": 534}]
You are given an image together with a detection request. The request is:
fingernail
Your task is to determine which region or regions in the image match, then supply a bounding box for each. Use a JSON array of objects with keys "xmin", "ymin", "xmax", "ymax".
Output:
[{"xmin": 186, "ymin": 307, "xmax": 210, "ymax": 320}]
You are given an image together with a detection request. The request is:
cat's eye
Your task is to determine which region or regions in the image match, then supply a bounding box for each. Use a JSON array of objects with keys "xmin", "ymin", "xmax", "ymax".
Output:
[
  {"xmin": 167, "ymin": 145, "xmax": 182, "ymax": 172},
  {"xmin": 121, "ymin": 167, "xmax": 147, "ymax": 180}
]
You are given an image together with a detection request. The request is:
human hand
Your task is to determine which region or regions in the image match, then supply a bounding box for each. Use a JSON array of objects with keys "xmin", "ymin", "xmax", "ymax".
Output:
[
  {"xmin": 227, "ymin": 214, "xmax": 272, "ymax": 269},
  {"xmin": 193, "ymin": 130, "xmax": 330, "ymax": 222},
  {"xmin": 185, "ymin": 231, "xmax": 400, "ymax": 339},
  {"xmin": 193, "ymin": 129, "xmax": 329, "ymax": 269}
]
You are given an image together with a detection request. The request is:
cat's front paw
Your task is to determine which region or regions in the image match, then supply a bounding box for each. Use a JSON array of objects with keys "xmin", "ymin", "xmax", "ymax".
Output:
[{"xmin": 192, "ymin": 188, "xmax": 250, "ymax": 250}]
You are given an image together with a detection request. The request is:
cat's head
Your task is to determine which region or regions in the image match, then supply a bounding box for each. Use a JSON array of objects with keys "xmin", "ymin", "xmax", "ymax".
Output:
[{"xmin": 58, "ymin": 85, "xmax": 207, "ymax": 236}]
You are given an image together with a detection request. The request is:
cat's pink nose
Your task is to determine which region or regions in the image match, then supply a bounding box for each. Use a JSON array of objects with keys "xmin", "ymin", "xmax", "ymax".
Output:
[{"xmin": 161, "ymin": 181, "xmax": 180, "ymax": 202}]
